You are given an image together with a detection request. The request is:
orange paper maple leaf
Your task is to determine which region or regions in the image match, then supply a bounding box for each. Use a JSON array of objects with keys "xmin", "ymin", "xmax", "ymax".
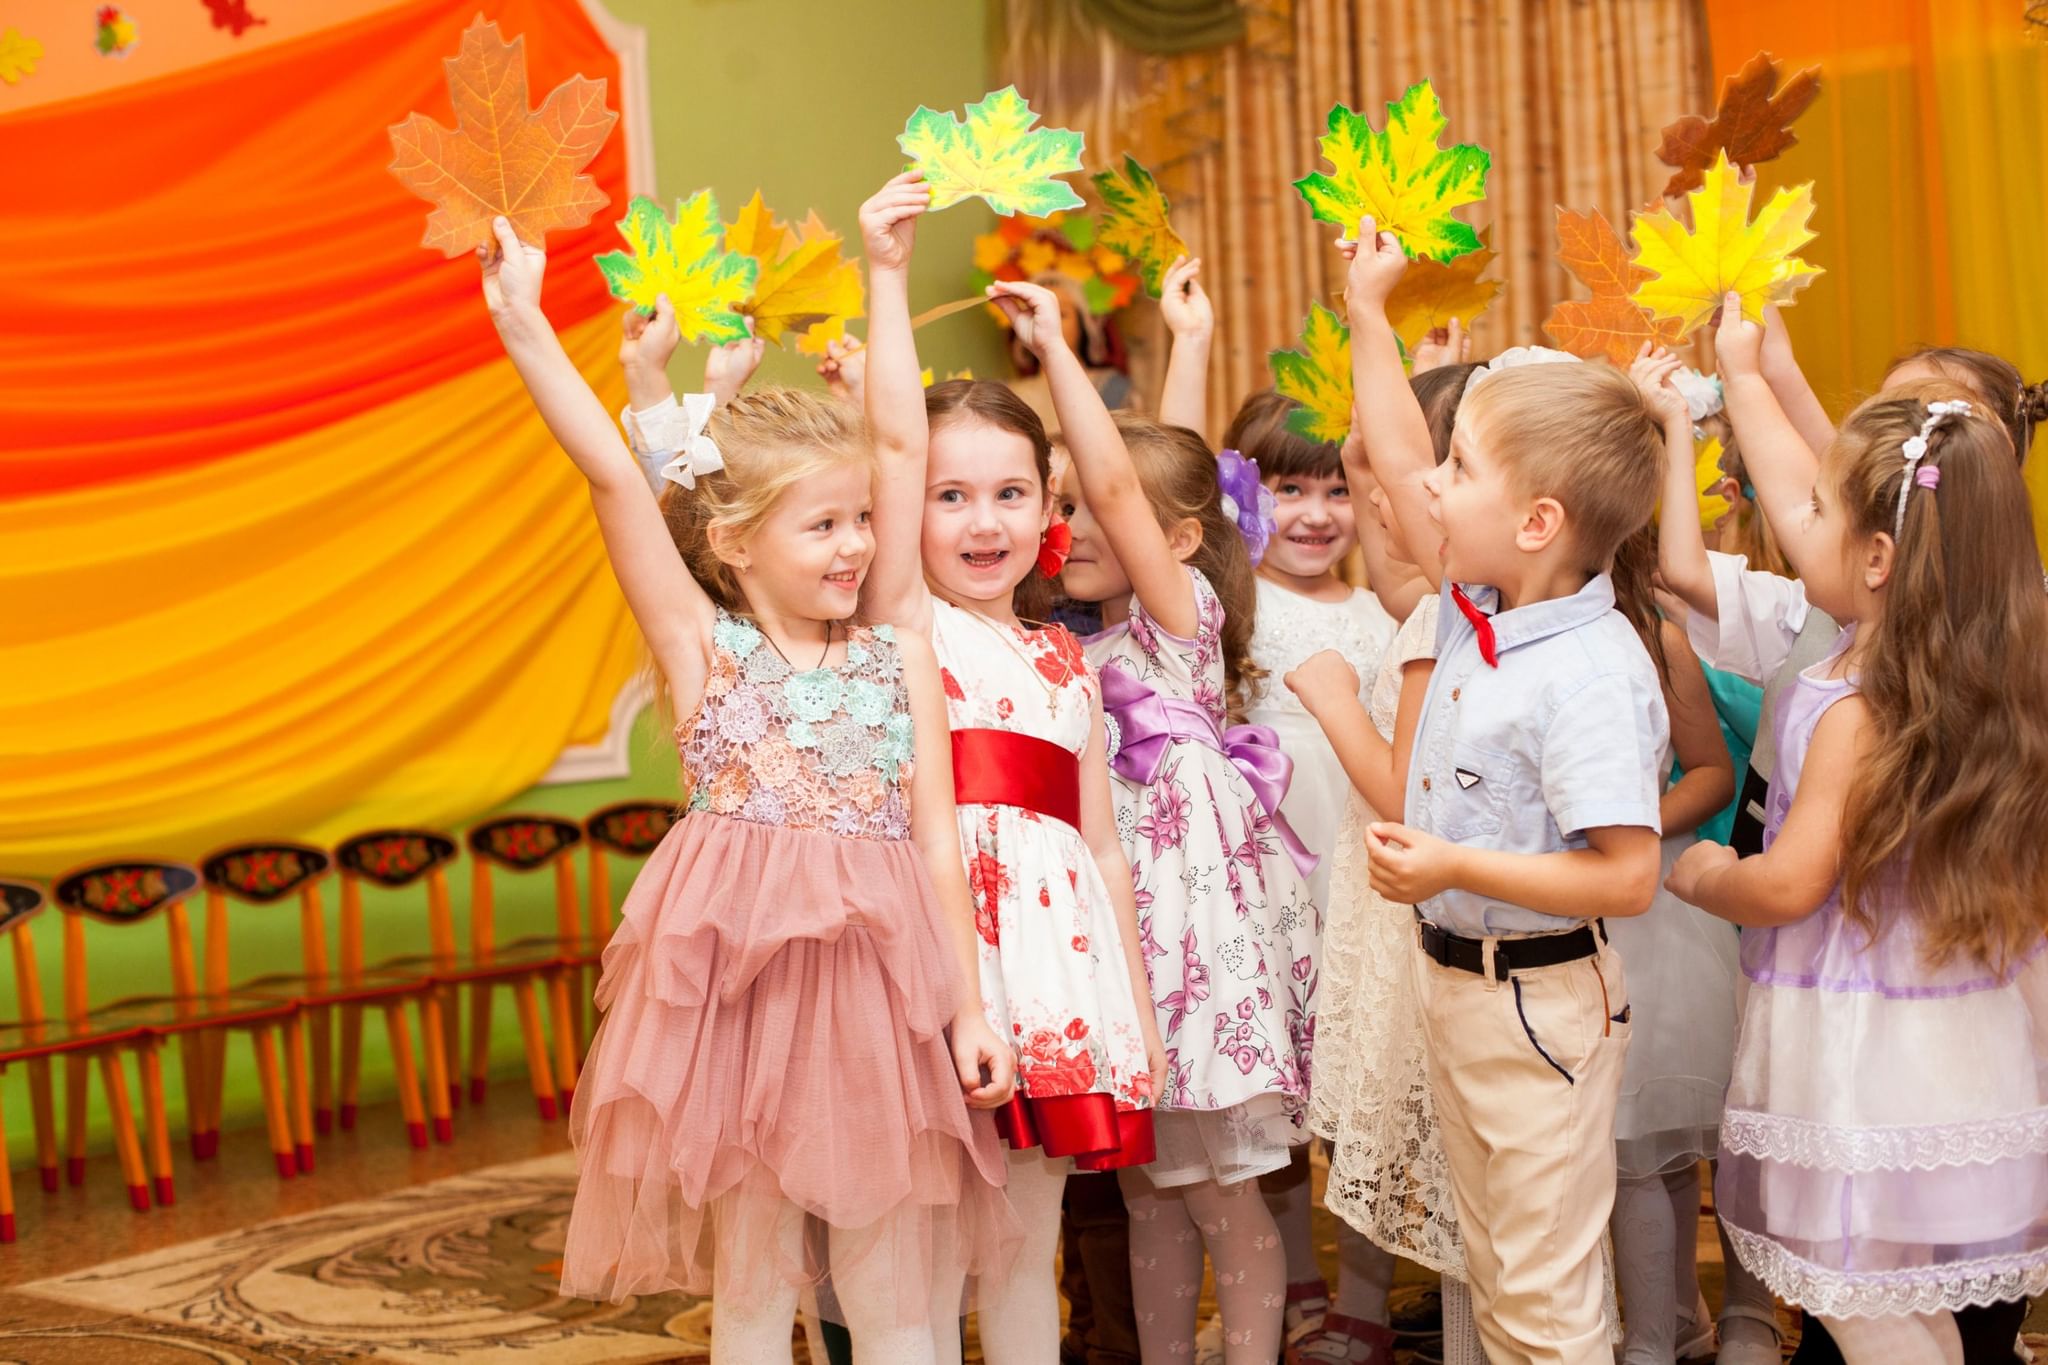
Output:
[
  {"xmin": 1542, "ymin": 206, "xmax": 1684, "ymax": 366},
  {"xmin": 1656, "ymin": 51, "xmax": 1821, "ymax": 198},
  {"xmin": 387, "ymin": 17, "xmax": 618, "ymax": 257}
]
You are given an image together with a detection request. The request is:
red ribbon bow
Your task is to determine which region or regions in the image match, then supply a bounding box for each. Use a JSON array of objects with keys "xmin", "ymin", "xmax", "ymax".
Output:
[{"xmin": 1450, "ymin": 584, "xmax": 1499, "ymax": 668}]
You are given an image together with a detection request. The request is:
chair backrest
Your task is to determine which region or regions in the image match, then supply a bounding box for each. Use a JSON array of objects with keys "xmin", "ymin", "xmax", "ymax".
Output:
[
  {"xmin": 332, "ymin": 830, "xmax": 458, "ymax": 980},
  {"xmin": 466, "ymin": 815, "xmax": 583, "ymax": 952},
  {"xmin": 50, "ymin": 861, "xmax": 203, "ymax": 1016},
  {"xmin": 581, "ymin": 802, "xmax": 679, "ymax": 942},
  {"xmin": 0, "ymin": 879, "xmax": 47, "ymax": 1024},
  {"xmin": 199, "ymin": 842, "xmax": 332, "ymax": 994}
]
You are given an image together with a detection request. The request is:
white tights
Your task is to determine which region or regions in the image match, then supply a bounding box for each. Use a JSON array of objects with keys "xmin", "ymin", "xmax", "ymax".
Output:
[
  {"xmin": 1122, "ymin": 1168, "xmax": 1285, "ymax": 1362},
  {"xmin": 1818, "ymin": 1311, "xmax": 1963, "ymax": 1365},
  {"xmin": 1611, "ymin": 1165, "xmax": 1705, "ymax": 1364},
  {"xmin": 1440, "ymin": 1276, "xmax": 1488, "ymax": 1365},
  {"xmin": 975, "ymin": 1151, "xmax": 1071, "ymax": 1365},
  {"xmin": 1261, "ymin": 1146, "xmax": 1396, "ymax": 1324}
]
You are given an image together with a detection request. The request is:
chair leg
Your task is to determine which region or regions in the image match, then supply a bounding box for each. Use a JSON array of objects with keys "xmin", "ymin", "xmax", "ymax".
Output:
[
  {"xmin": 418, "ymin": 993, "xmax": 453, "ymax": 1144},
  {"xmin": 248, "ymin": 1030, "xmax": 295, "ymax": 1180},
  {"xmin": 174, "ymin": 1030, "xmax": 206, "ymax": 1162},
  {"xmin": 466, "ymin": 980, "xmax": 493, "ymax": 1106},
  {"xmin": 283, "ymin": 1015, "xmax": 314, "ymax": 1174},
  {"xmin": 0, "ymin": 1077, "xmax": 14, "ymax": 1241},
  {"xmin": 195, "ymin": 1026, "xmax": 228, "ymax": 1160},
  {"xmin": 63, "ymin": 1055, "xmax": 87, "ymax": 1187},
  {"xmin": 309, "ymin": 1003, "xmax": 334, "ymax": 1136},
  {"xmin": 27, "ymin": 1056, "xmax": 57, "ymax": 1193},
  {"xmin": 97, "ymin": 1053, "xmax": 149, "ymax": 1211},
  {"xmin": 510, "ymin": 979, "xmax": 557, "ymax": 1121},
  {"xmin": 441, "ymin": 985, "xmax": 462, "ymax": 1111},
  {"xmin": 337, "ymin": 1002, "xmax": 363, "ymax": 1130},
  {"xmin": 544, "ymin": 969, "xmax": 580, "ymax": 1115},
  {"xmin": 381, "ymin": 1004, "xmax": 428, "ymax": 1149},
  {"xmin": 137, "ymin": 1044, "xmax": 175, "ymax": 1207}
]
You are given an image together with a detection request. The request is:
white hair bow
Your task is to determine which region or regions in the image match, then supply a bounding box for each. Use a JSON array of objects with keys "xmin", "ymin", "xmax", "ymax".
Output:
[
  {"xmin": 657, "ymin": 393, "xmax": 725, "ymax": 490},
  {"xmin": 1462, "ymin": 345, "xmax": 1581, "ymax": 398},
  {"xmin": 1670, "ymin": 367, "xmax": 1726, "ymax": 422}
]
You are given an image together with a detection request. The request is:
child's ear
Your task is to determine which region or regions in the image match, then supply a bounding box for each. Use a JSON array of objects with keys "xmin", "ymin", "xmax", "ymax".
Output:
[
  {"xmin": 706, "ymin": 522, "xmax": 751, "ymax": 573},
  {"xmin": 1515, "ymin": 496, "xmax": 1568, "ymax": 555},
  {"xmin": 1865, "ymin": 531, "xmax": 1896, "ymax": 593},
  {"xmin": 1167, "ymin": 515, "xmax": 1205, "ymax": 563}
]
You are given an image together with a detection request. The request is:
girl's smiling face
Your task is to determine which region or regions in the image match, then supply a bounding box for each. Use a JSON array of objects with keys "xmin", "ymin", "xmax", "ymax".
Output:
[
  {"xmin": 1259, "ymin": 470, "xmax": 1355, "ymax": 583},
  {"xmin": 921, "ymin": 415, "xmax": 1048, "ymax": 607}
]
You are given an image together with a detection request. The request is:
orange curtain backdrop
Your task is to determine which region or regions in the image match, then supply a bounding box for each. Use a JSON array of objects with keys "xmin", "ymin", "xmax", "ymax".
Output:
[
  {"xmin": 0, "ymin": 0, "xmax": 648, "ymax": 876},
  {"xmin": 1002, "ymin": 0, "xmax": 1713, "ymax": 437}
]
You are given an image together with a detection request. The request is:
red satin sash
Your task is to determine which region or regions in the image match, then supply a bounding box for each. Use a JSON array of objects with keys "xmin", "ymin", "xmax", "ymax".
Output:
[
  {"xmin": 950, "ymin": 729, "xmax": 1082, "ymax": 829},
  {"xmin": 993, "ymin": 1091, "xmax": 1158, "ymax": 1171}
]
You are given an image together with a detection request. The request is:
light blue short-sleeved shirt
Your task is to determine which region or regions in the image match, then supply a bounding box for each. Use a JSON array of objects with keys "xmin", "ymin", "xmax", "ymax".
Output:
[{"xmin": 1406, "ymin": 574, "xmax": 1669, "ymax": 938}]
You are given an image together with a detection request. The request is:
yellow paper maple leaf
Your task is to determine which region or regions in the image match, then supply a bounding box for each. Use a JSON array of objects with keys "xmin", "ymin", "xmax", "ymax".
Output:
[
  {"xmin": 1293, "ymin": 81, "xmax": 1490, "ymax": 263},
  {"xmin": 1267, "ymin": 302, "xmax": 1353, "ymax": 444},
  {"xmin": 899, "ymin": 87, "xmax": 1086, "ymax": 218},
  {"xmin": 0, "ymin": 27, "xmax": 43, "ymax": 84},
  {"xmin": 724, "ymin": 193, "xmax": 864, "ymax": 349},
  {"xmin": 1384, "ymin": 228, "xmax": 1503, "ymax": 353},
  {"xmin": 595, "ymin": 191, "xmax": 757, "ymax": 344},
  {"xmin": 1092, "ymin": 155, "xmax": 1189, "ymax": 296},
  {"xmin": 1630, "ymin": 151, "xmax": 1823, "ymax": 337}
]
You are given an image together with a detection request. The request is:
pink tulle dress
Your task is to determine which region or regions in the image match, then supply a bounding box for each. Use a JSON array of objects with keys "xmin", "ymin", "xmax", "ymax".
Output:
[{"xmin": 559, "ymin": 610, "xmax": 1015, "ymax": 1321}]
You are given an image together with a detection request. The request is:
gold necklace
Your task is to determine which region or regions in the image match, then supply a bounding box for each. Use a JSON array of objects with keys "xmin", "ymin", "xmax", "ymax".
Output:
[{"xmin": 959, "ymin": 606, "xmax": 1065, "ymax": 717}]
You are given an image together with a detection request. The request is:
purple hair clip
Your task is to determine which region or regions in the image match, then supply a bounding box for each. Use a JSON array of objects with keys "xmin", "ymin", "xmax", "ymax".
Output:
[{"xmin": 1215, "ymin": 448, "xmax": 1278, "ymax": 565}]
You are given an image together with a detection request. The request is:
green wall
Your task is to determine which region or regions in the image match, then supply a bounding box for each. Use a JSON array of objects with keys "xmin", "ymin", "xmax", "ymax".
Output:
[{"xmin": 1, "ymin": 0, "xmax": 998, "ymax": 1164}]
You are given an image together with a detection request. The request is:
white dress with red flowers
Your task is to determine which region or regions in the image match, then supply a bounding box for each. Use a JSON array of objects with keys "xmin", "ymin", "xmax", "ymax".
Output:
[
  {"xmin": 1086, "ymin": 567, "xmax": 1317, "ymax": 1187},
  {"xmin": 930, "ymin": 599, "xmax": 1158, "ymax": 1131}
]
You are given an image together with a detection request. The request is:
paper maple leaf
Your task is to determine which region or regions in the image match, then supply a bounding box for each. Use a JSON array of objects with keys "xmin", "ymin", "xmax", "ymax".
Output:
[
  {"xmin": 1384, "ymin": 228, "xmax": 1503, "ymax": 353},
  {"xmin": 899, "ymin": 86, "xmax": 1086, "ymax": 218},
  {"xmin": 1091, "ymin": 155, "xmax": 1189, "ymax": 297},
  {"xmin": 94, "ymin": 7, "xmax": 136, "ymax": 57},
  {"xmin": 386, "ymin": 18, "xmax": 617, "ymax": 258},
  {"xmin": 1293, "ymin": 81, "xmax": 1490, "ymax": 263},
  {"xmin": 202, "ymin": 0, "xmax": 267, "ymax": 37},
  {"xmin": 1268, "ymin": 302, "xmax": 1353, "ymax": 445},
  {"xmin": 1630, "ymin": 151, "xmax": 1823, "ymax": 338},
  {"xmin": 596, "ymin": 191, "xmax": 758, "ymax": 344},
  {"xmin": 1542, "ymin": 207, "xmax": 1686, "ymax": 365},
  {"xmin": 0, "ymin": 28, "xmax": 42, "ymax": 84},
  {"xmin": 724, "ymin": 193, "xmax": 864, "ymax": 349},
  {"xmin": 1657, "ymin": 52, "xmax": 1822, "ymax": 198}
]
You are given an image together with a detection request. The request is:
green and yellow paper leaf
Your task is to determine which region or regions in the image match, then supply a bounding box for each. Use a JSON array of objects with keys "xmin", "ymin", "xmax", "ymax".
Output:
[
  {"xmin": 1091, "ymin": 155, "xmax": 1188, "ymax": 296},
  {"xmin": 1268, "ymin": 302, "xmax": 1353, "ymax": 444},
  {"xmin": 899, "ymin": 86, "xmax": 1085, "ymax": 218},
  {"xmin": 0, "ymin": 27, "xmax": 43, "ymax": 84},
  {"xmin": 595, "ymin": 191, "xmax": 757, "ymax": 344},
  {"xmin": 1293, "ymin": 81, "xmax": 1489, "ymax": 263},
  {"xmin": 1629, "ymin": 151, "xmax": 1822, "ymax": 336},
  {"xmin": 1384, "ymin": 228, "xmax": 1503, "ymax": 353},
  {"xmin": 725, "ymin": 192, "xmax": 864, "ymax": 348}
]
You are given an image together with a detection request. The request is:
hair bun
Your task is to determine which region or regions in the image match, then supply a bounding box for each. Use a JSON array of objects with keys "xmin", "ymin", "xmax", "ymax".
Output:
[{"xmin": 2022, "ymin": 380, "xmax": 2048, "ymax": 425}]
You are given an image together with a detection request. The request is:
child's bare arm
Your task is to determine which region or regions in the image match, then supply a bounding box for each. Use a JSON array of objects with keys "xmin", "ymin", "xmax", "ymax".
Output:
[
  {"xmin": 859, "ymin": 174, "xmax": 935, "ymax": 632},
  {"xmin": 1288, "ymin": 654, "xmax": 1432, "ymax": 820},
  {"xmin": 1758, "ymin": 303, "xmax": 1836, "ymax": 456},
  {"xmin": 1634, "ymin": 347, "xmax": 1718, "ymax": 621},
  {"xmin": 1367, "ymin": 822, "xmax": 1663, "ymax": 920},
  {"xmin": 1078, "ymin": 702, "xmax": 1169, "ymax": 1102},
  {"xmin": 1717, "ymin": 297, "xmax": 1827, "ymax": 577},
  {"xmin": 1658, "ymin": 624, "xmax": 1735, "ymax": 838},
  {"xmin": 1155, "ymin": 255, "xmax": 1213, "ymax": 436},
  {"xmin": 1342, "ymin": 218, "xmax": 1444, "ymax": 588}
]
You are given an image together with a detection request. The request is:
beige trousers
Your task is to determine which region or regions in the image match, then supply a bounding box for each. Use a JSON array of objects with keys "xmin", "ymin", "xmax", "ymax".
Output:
[{"xmin": 1411, "ymin": 934, "xmax": 1630, "ymax": 1365}]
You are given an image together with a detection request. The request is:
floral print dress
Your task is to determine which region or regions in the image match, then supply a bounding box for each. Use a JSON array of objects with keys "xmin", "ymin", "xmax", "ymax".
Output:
[{"xmin": 1086, "ymin": 566, "xmax": 1316, "ymax": 1187}]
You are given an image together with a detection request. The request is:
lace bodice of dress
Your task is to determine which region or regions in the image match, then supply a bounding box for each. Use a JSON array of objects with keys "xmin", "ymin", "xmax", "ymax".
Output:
[{"xmin": 1250, "ymin": 578, "xmax": 1396, "ymax": 717}]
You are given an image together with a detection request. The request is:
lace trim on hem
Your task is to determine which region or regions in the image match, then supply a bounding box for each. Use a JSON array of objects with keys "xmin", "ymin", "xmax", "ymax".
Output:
[
  {"xmin": 1723, "ymin": 1224, "xmax": 2048, "ymax": 1318},
  {"xmin": 1720, "ymin": 1104, "xmax": 2048, "ymax": 1173}
]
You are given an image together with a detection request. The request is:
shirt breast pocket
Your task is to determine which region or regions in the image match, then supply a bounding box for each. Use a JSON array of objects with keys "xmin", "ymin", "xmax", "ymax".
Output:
[{"xmin": 1433, "ymin": 740, "xmax": 1510, "ymax": 841}]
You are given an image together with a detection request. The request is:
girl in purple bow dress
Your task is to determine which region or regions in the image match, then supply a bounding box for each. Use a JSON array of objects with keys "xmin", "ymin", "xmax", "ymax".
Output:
[{"xmin": 987, "ymin": 279, "xmax": 1316, "ymax": 1365}]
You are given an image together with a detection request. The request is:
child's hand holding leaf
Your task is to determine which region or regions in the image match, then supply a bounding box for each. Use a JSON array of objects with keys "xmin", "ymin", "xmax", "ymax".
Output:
[
  {"xmin": 704, "ymin": 320, "xmax": 765, "ymax": 408},
  {"xmin": 860, "ymin": 172, "xmax": 928, "ymax": 274},
  {"xmin": 479, "ymin": 216, "xmax": 547, "ymax": 321},
  {"xmin": 1714, "ymin": 292, "xmax": 1766, "ymax": 382},
  {"xmin": 1159, "ymin": 255, "xmax": 1214, "ymax": 343},
  {"xmin": 618, "ymin": 296, "xmax": 680, "ymax": 376},
  {"xmin": 1343, "ymin": 216, "xmax": 1410, "ymax": 320},
  {"xmin": 986, "ymin": 279, "xmax": 1066, "ymax": 359}
]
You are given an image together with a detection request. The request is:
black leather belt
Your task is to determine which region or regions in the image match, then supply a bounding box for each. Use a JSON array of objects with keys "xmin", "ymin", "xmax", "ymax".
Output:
[{"xmin": 1415, "ymin": 911, "xmax": 1604, "ymax": 982}]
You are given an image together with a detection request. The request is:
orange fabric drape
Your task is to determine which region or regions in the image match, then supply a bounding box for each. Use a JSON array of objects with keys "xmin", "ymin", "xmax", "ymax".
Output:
[{"xmin": 1003, "ymin": 0, "xmax": 1713, "ymax": 436}]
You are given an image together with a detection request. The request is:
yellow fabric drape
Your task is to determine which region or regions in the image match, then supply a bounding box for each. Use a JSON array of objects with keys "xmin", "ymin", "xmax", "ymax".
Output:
[
  {"xmin": 1, "ymin": 315, "xmax": 642, "ymax": 875},
  {"xmin": 1003, "ymin": 0, "xmax": 1713, "ymax": 436}
]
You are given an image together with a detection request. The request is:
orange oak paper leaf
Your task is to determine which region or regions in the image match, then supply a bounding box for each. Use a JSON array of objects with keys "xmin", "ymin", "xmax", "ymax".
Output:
[
  {"xmin": 1656, "ymin": 51, "xmax": 1821, "ymax": 198},
  {"xmin": 1384, "ymin": 227, "xmax": 1503, "ymax": 353},
  {"xmin": 387, "ymin": 17, "xmax": 618, "ymax": 257},
  {"xmin": 1542, "ymin": 207, "xmax": 1684, "ymax": 366}
]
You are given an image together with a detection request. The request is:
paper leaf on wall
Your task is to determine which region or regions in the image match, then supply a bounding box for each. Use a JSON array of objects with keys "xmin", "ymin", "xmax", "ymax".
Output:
[
  {"xmin": 1268, "ymin": 302, "xmax": 1353, "ymax": 444},
  {"xmin": 1541, "ymin": 207, "xmax": 1686, "ymax": 365},
  {"xmin": 1091, "ymin": 155, "xmax": 1189, "ymax": 296},
  {"xmin": 1656, "ymin": 52, "xmax": 1821, "ymax": 197},
  {"xmin": 899, "ymin": 86, "xmax": 1086, "ymax": 218},
  {"xmin": 0, "ymin": 27, "xmax": 42, "ymax": 82},
  {"xmin": 1384, "ymin": 228, "xmax": 1503, "ymax": 352},
  {"xmin": 725, "ymin": 192, "xmax": 864, "ymax": 349},
  {"xmin": 94, "ymin": 6, "xmax": 137, "ymax": 57},
  {"xmin": 386, "ymin": 17, "xmax": 617, "ymax": 257},
  {"xmin": 1630, "ymin": 151, "xmax": 1823, "ymax": 337},
  {"xmin": 202, "ymin": 0, "xmax": 267, "ymax": 37},
  {"xmin": 596, "ymin": 191, "xmax": 758, "ymax": 344},
  {"xmin": 1292, "ymin": 81, "xmax": 1489, "ymax": 263}
]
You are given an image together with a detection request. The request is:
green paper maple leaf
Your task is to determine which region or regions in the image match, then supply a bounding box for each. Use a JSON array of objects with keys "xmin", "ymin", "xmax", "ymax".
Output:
[
  {"xmin": 1293, "ymin": 80, "xmax": 1489, "ymax": 264},
  {"xmin": 1268, "ymin": 302, "xmax": 1354, "ymax": 444},
  {"xmin": 594, "ymin": 190, "xmax": 758, "ymax": 344},
  {"xmin": 899, "ymin": 86, "xmax": 1085, "ymax": 218},
  {"xmin": 1092, "ymin": 155, "xmax": 1189, "ymax": 297}
]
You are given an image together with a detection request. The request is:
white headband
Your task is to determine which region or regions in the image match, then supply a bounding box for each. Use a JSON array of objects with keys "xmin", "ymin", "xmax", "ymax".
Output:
[
  {"xmin": 1892, "ymin": 399, "xmax": 1970, "ymax": 539},
  {"xmin": 1461, "ymin": 345, "xmax": 1581, "ymax": 398}
]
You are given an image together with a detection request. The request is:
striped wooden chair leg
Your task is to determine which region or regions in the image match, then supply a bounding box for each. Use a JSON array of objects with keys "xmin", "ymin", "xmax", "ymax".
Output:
[
  {"xmin": 466, "ymin": 980, "xmax": 493, "ymax": 1107},
  {"xmin": 27, "ymin": 1056, "xmax": 57, "ymax": 1193},
  {"xmin": 248, "ymin": 1029, "xmax": 296, "ymax": 1180},
  {"xmin": 63, "ymin": 1055, "xmax": 88, "ymax": 1187},
  {"xmin": 417, "ymin": 993, "xmax": 453, "ymax": 1143},
  {"xmin": 309, "ymin": 1004, "xmax": 334, "ymax": 1135},
  {"xmin": 544, "ymin": 969, "xmax": 579, "ymax": 1115},
  {"xmin": 337, "ymin": 1002, "xmax": 364, "ymax": 1130},
  {"xmin": 380, "ymin": 1003, "xmax": 427, "ymax": 1149},
  {"xmin": 509, "ymin": 979, "xmax": 557, "ymax": 1121},
  {"xmin": 283, "ymin": 1015, "xmax": 314, "ymax": 1174},
  {"xmin": 0, "ymin": 1077, "xmax": 15, "ymax": 1241},
  {"xmin": 97, "ymin": 1053, "xmax": 150, "ymax": 1211},
  {"xmin": 137, "ymin": 1044, "xmax": 175, "ymax": 1207}
]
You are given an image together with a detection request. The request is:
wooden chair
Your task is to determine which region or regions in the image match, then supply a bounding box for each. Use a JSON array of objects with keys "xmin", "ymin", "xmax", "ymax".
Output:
[
  {"xmin": 201, "ymin": 842, "xmax": 451, "ymax": 1161},
  {"xmin": 0, "ymin": 879, "xmax": 151, "ymax": 1240},
  {"xmin": 581, "ymin": 802, "xmax": 679, "ymax": 1026},
  {"xmin": 50, "ymin": 861, "xmax": 308, "ymax": 1206}
]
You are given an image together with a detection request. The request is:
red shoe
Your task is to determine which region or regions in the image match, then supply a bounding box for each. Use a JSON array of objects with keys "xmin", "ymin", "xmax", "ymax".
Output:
[{"xmin": 1286, "ymin": 1313, "xmax": 1396, "ymax": 1365}]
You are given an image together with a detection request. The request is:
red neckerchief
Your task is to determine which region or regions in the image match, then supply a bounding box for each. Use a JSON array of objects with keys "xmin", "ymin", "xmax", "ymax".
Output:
[{"xmin": 1450, "ymin": 584, "xmax": 1499, "ymax": 668}]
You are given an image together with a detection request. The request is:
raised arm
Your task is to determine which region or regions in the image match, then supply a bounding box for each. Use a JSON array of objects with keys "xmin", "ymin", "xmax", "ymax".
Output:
[
  {"xmin": 1758, "ymin": 303, "xmax": 1836, "ymax": 456},
  {"xmin": 1155, "ymin": 255, "xmax": 1213, "ymax": 436},
  {"xmin": 1657, "ymin": 624, "xmax": 1735, "ymax": 838},
  {"xmin": 1635, "ymin": 346, "xmax": 1717, "ymax": 621},
  {"xmin": 480, "ymin": 218, "xmax": 710, "ymax": 702},
  {"xmin": 1343, "ymin": 218, "xmax": 1445, "ymax": 588},
  {"xmin": 991, "ymin": 279, "xmax": 1200, "ymax": 638},
  {"xmin": 1717, "ymin": 296, "xmax": 1828, "ymax": 577},
  {"xmin": 1348, "ymin": 428, "xmax": 1430, "ymax": 622},
  {"xmin": 858, "ymin": 173, "xmax": 936, "ymax": 631}
]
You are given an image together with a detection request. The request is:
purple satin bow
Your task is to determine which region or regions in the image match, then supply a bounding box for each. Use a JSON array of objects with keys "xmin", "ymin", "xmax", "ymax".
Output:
[{"xmin": 1099, "ymin": 667, "xmax": 1320, "ymax": 880}]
